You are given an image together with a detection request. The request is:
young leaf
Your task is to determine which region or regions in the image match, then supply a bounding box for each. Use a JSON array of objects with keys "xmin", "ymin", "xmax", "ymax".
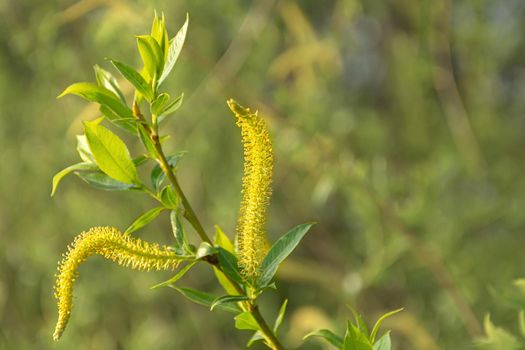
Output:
[
  {"xmin": 160, "ymin": 185, "xmax": 179, "ymax": 209},
  {"xmin": 99, "ymin": 105, "xmax": 138, "ymax": 134},
  {"xmin": 369, "ymin": 308, "xmax": 403, "ymax": 344},
  {"xmin": 170, "ymin": 210, "xmax": 191, "ymax": 252},
  {"xmin": 213, "ymin": 267, "xmax": 241, "ymax": 296},
  {"xmin": 373, "ymin": 332, "xmax": 391, "ymax": 350},
  {"xmin": 348, "ymin": 305, "xmax": 369, "ymax": 339},
  {"xmin": 58, "ymin": 82, "xmax": 132, "ymax": 119},
  {"xmin": 150, "ymin": 261, "xmax": 197, "ymax": 289},
  {"xmin": 273, "ymin": 299, "xmax": 288, "ymax": 334},
  {"xmin": 84, "ymin": 120, "xmax": 140, "ymax": 184},
  {"xmin": 111, "ymin": 59, "xmax": 154, "ymax": 101},
  {"xmin": 235, "ymin": 312, "xmax": 260, "ymax": 331},
  {"xmin": 151, "ymin": 12, "xmax": 169, "ymax": 56},
  {"xmin": 303, "ymin": 329, "xmax": 343, "ymax": 348},
  {"xmin": 158, "ymin": 93, "xmax": 184, "ymax": 122},
  {"xmin": 137, "ymin": 35, "xmax": 164, "ymax": 80},
  {"xmin": 125, "ymin": 206, "xmax": 166, "ymax": 234},
  {"xmin": 247, "ymin": 332, "xmax": 264, "ymax": 347},
  {"xmin": 51, "ymin": 162, "xmax": 97, "ymax": 196},
  {"xmin": 257, "ymin": 223, "xmax": 314, "ymax": 288},
  {"xmin": 94, "ymin": 64, "xmax": 126, "ymax": 104},
  {"xmin": 76, "ymin": 135, "xmax": 96, "ymax": 163},
  {"xmin": 344, "ymin": 322, "xmax": 373, "ymax": 350},
  {"xmin": 210, "ymin": 295, "xmax": 250, "ymax": 311},
  {"xmin": 158, "ymin": 14, "xmax": 188, "ymax": 85},
  {"xmin": 150, "ymin": 92, "xmax": 171, "ymax": 116},
  {"xmin": 214, "ymin": 225, "xmax": 235, "ymax": 253},
  {"xmin": 76, "ymin": 171, "xmax": 138, "ymax": 191},
  {"xmin": 133, "ymin": 155, "xmax": 148, "ymax": 167},
  {"xmin": 168, "ymin": 286, "xmax": 240, "ymax": 313},
  {"xmin": 216, "ymin": 247, "xmax": 244, "ymax": 285}
]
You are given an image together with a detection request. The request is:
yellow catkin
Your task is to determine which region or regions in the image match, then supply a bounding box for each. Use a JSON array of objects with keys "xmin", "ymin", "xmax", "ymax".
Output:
[
  {"xmin": 53, "ymin": 226, "xmax": 182, "ymax": 341},
  {"xmin": 227, "ymin": 99, "xmax": 273, "ymax": 281}
]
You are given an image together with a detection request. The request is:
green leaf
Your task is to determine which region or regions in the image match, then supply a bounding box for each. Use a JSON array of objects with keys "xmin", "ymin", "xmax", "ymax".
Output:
[
  {"xmin": 210, "ymin": 295, "xmax": 250, "ymax": 311},
  {"xmin": 247, "ymin": 332, "xmax": 264, "ymax": 347},
  {"xmin": 168, "ymin": 286, "xmax": 240, "ymax": 313},
  {"xmin": 370, "ymin": 308, "xmax": 403, "ymax": 344},
  {"xmin": 137, "ymin": 35, "xmax": 164, "ymax": 80},
  {"xmin": 195, "ymin": 242, "xmax": 217, "ymax": 260},
  {"xmin": 373, "ymin": 332, "xmax": 391, "ymax": 350},
  {"xmin": 76, "ymin": 171, "xmax": 138, "ymax": 191},
  {"xmin": 125, "ymin": 206, "xmax": 166, "ymax": 234},
  {"xmin": 58, "ymin": 82, "xmax": 132, "ymax": 119},
  {"xmin": 84, "ymin": 120, "xmax": 140, "ymax": 184},
  {"xmin": 214, "ymin": 225, "xmax": 235, "ymax": 253},
  {"xmin": 51, "ymin": 162, "xmax": 97, "ymax": 196},
  {"xmin": 137, "ymin": 124, "xmax": 158, "ymax": 158},
  {"xmin": 344, "ymin": 322, "xmax": 373, "ymax": 350},
  {"xmin": 216, "ymin": 247, "xmax": 244, "ymax": 285},
  {"xmin": 133, "ymin": 155, "xmax": 148, "ymax": 167},
  {"xmin": 478, "ymin": 314, "xmax": 521, "ymax": 350},
  {"xmin": 170, "ymin": 210, "xmax": 191, "ymax": 253},
  {"xmin": 235, "ymin": 312, "xmax": 260, "ymax": 331},
  {"xmin": 151, "ymin": 261, "xmax": 196, "ymax": 289},
  {"xmin": 151, "ymin": 11, "xmax": 169, "ymax": 57},
  {"xmin": 303, "ymin": 329, "xmax": 343, "ymax": 348},
  {"xmin": 158, "ymin": 14, "xmax": 188, "ymax": 85},
  {"xmin": 150, "ymin": 92, "xmax": 171, "ymax": 116},
  {"xmin": 213, "ymin": 267, "xmax": 241, "ymax": 296},
  {"xmin": 160, "ymin": 185, "xmax": 179, "ymax": 209},
  {"xmin": 348, "ymin": 305, "xmax": 369, "ymax": 339},
  {"xmin": 76, "ymin": 135, "xmax": 96, "ymax": 163},
  {"xmin": 158, "ymin": 93, "xmax": 184, "ymax": 123},
  {"xmin": 99, "ymin": 105, "xmax": 138, "ymax": 134},
  {"xmin": 94, "ymin": 64, "xmax": 126, "ymax": 104},
  {"xmin": 273, "ymin": 299, "xmax": 288, "ymax": 334},
  {"xmin": 257, "ymin": 223, "xmax": 314, "ymax": 288},
  {"xmin": 150, "ymin": 152, "xmax": 184, "ymax": 192},
  {"xmin": 111, "ymin": 59, "xmax": 154, "ymax": 101}
]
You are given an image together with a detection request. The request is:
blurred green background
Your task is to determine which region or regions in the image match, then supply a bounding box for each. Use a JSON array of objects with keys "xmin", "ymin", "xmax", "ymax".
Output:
[{"xmin": 2, "ymin": 0, "xmax": 525, "ymax": 349}]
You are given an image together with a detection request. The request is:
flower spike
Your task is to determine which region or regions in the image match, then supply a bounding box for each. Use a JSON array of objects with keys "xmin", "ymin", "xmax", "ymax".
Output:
[
  {"xmin": 228, "ymin": 99, "xmax": 273, "ymax": 281},
  {"xmin": 53, "ymin": 226, "xmax": 184, "ymax": 341}
]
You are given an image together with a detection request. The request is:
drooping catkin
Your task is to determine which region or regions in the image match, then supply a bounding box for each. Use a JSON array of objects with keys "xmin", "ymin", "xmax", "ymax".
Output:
[
  {"xmin": 227, "ymin": 99, "xmax": 273, "ymax": 281},
  {"xmin": 53, "ymin": 226, "xmax": 182, "ymax": 341}
]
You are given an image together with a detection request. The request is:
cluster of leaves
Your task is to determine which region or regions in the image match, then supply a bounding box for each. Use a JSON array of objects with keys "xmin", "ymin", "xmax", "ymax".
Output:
[{"xmin": 304, "ymin": 308, "xmax": 402, "ymax": 350}]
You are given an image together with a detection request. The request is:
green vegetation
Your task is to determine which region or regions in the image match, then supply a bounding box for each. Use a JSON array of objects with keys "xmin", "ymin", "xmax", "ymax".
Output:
[{"xmin": 1, "ymin": 1, "xmax": 525, "ymax": 349}]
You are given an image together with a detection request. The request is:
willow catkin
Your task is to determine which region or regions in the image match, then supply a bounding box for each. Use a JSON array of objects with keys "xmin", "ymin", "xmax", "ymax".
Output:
[
  {"xmin": 53, "ymin": 226, "xmax": 182, "ymax": 341},
  {"xmin": 227, "ymin": 99, "xmax": 273, "ymax": 281}
]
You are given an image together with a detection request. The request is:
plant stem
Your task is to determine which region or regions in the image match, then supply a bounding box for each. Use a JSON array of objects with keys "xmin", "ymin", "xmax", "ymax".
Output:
[
  {"xmin": 250, "ymin": 304, "xmax": 286, "ymax": 350},
  {"xmin": 150, "ymin": 132, "xmax": 212, "ymax": 245}
]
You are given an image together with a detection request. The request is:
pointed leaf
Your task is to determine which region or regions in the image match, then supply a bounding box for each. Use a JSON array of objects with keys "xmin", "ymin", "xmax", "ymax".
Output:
[
  {"xmin": 137, "ymin": 35, "xmax": 164, "ymax": 79},
  {"xmin": 76, "ymin": 171, "xmax": 138, "ymax": 191},
  {"xmin": 99, "ymin": 105, "xmax": 137, "ymax": 134},
  {"xmin": 94, "ymin": 64, "xmax": 126, "ymax": 104},
  {"xmin": 151, "ymin": 12, "xmax": 169, "ymax": 56},
  {"xmin": 158, "ymin": 93, "xmax": 184, "ymax": 122},
  {"xmin": 247, "ymin": 332, "xmax": 264, "ymax": 347},
  {"xmin": 216, "ymin": 247, "xmax": 244, "ymax": 285},
  {"xmin": 150, "ymin": 92, "xmax": 171, "ymax": 116},
  {"xmin": 58, "ymin": 82, "xmax": 132, "ymax": 119},
  {"xmin": 158, "ymin": 14, "xmax": 188, "ymax": 85},
  {"xmin": 303, "ymin": 329, "xmax": 343, "ymax": 348},
  {"xmin": 125, "ymin": 206, "xmax": 166, "ymax": 234},
  {"xmin": 257, "ymin": 223, "xmax": 314, "ymax": 288},
  {"xmin": 51, "ymin": 162, "xmax": 97, "ymax": 196},
  {"xmin": 344, "ymin": 321, "xmax": 373, "ymax": 350},
  {"xmin": 170, "ymin": 210, "xmax": 191, "ymax": 252},
  {"xmin": 150, "ymin": 152, "xmax": 184, "ymax": 191},
  {"xmin": 76, "ymin": 135, "xmax": 96, "ymax": 163},
  {"xmin": 168, "ymin": 286, "xmax": 240, "ymax": 313},
  {"xmin": 84, "ymin": 120, "xmax": 139, "ymax": 184},
  {"xmin": 151, "ymin": 261, "xmax": 196, "ymax": 289},
  {"xmin": 214, "ymin": 225, "xmax": 235, "ymax": 253},
  {"xmin": 273, "ymin": 299, "xmax": 288, "ymax": 334},
  {"xmin": 111, "ymin": 59, "xmax": 153, "ymax": 101},
  {"xmin": 137, "ymin": 124, "xmax": 158, "ymax": 158},
  {"xmin": 235, "ymin": 312, "xmax": 260, "ymax": 331},
  {"xmin": 160, "ymin": 185, "xmax": 179, "ymax": 209},
  {"xmin": 370, "ymin": 308, "xmax": 403, "ymax": 344},
  {"xmin": 210, "ymin": 295, "xmax": 250, "ymax": 311}
]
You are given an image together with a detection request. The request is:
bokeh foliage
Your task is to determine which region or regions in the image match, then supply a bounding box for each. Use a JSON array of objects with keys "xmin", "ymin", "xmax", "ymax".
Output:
[{"xmin": 1, "ymin": 0, "xmax": 525, "ymax": 349}]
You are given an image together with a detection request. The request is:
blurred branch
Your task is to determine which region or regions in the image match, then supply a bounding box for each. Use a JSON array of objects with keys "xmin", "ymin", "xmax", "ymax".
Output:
[
  {"xmin": 429, "ymin": 0, "xmax": 486, "ymax": 174},
  {"xmin": 57, "ymin": 0, "xmax": 109, "ymax": 25}
]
